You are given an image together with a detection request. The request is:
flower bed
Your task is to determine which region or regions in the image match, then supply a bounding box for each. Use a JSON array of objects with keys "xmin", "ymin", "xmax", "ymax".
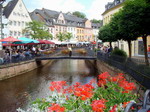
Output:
[
  {"xmin": 75, "ymin": 49, "xmax": 87, "ymax": 55},
  {"xmin": 61, "ymin": 50, "xmax": 70, "ymax": 55},
  {"xmin": 17, "ymin": 72, "xmax": 137, "ymax": 112}
]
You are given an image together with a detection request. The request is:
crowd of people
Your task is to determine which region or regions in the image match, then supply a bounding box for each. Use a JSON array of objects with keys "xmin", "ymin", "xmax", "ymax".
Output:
[
  {"xmin": 0, "ymin": 43, "xmax": 115, "ymax": 65},
  {"xmin": 0, "ymin": 45, "xmax": 54, "ymax": 64},
  {"xmin": 98, "ymin": 45, "xmax": 113, "ymax": 54}
]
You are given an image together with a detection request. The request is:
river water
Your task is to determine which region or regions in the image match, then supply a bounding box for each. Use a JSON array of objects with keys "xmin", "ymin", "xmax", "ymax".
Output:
[{"xmin": 0, "ymin": 60, "xmax": 97, "ymax": 112}]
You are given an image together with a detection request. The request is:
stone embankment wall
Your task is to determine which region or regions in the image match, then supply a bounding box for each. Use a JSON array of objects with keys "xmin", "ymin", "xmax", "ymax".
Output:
[
  {"xmin": 96, "ymin": 60, "xmax": 121, "ymax": 75},
  {"xmin": 0, "ymin": 60, "xmax": 53, "ymax": 81}
]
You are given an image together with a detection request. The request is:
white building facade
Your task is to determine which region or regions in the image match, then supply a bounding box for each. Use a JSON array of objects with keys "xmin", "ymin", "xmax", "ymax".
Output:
[{"xmin": 3, "ymin": 0, "xmax": 32, "ymax": 38}]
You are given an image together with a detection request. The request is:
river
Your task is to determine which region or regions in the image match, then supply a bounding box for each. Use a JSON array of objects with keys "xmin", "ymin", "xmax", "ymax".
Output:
[{"xmin": 0, "ymin": 60, "xmax": 97, "ymax": 112}]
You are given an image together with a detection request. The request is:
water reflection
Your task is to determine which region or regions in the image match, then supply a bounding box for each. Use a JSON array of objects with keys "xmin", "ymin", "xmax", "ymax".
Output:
[{"xmin": 0, "ymin": 60, "xmax": 97, "ymax": 112}]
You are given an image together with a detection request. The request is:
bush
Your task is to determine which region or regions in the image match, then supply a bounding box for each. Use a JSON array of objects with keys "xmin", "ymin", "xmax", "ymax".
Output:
[
  {"xmin": 110, "ymin": 48, "xmax": 127, "ymax": 63},
  {"xmin": 111, "ymin": 48, "xmax": 127, "ymax": 58}
]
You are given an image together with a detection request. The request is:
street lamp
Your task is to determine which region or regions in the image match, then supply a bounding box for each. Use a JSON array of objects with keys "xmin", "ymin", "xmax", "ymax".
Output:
[{"xmin": 0, "ymin": 0, "xmax": 5, "ymax": 50}]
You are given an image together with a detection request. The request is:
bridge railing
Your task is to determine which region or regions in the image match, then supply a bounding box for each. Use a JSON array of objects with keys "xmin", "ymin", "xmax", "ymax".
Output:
[{"xmin": 0, "ymin": 47, "xmax": 96, "ymax": 66}]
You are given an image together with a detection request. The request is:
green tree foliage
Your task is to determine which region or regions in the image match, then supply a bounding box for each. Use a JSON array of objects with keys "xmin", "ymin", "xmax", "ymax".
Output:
[
  {"xmin": 109, "ymin": 11, "xmax": 138, "ymax": 58},
  {"xmin": 65, "ymin": 32, "xmax": 73, "ymax": 41},
  {"xmin": 120, "ymin": 0, "xmax": 150, "ymax": 65},
  {"xmin": 23, "ymin": 21, "xmax": 53, "ymax": 40},
  {"xmin": 72, "ymin": 11, "xmax": 86, "ymax": 18},
  {"xmin": 98, "ymin": 24, "xmax": 117, "ymax": 48},
  {"xmin": 56, "ymin": 32, "xmax": 66, "ymax": 42},
  {"xmin": 91, "ymin": 19, "xmax": 102, "ymax": 23}
]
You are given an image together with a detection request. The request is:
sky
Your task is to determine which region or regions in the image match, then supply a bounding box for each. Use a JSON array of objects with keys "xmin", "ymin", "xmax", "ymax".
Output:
[{"xmin": 7, "ymin": 0, "xmax": 114, "ymax": 20}]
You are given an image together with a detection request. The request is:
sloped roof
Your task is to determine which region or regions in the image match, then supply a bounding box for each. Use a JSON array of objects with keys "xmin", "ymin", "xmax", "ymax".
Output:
[
  {"xmin": 30, "ymin": 8, "xmax": 87, "ymax": 27},
  {"xmin": 3, "ymin": 0, "xmax": 18, "ymax": 18},
  {"xmin": 30, "ymin": 9, "xmax": 54, "ymax": 27},
  {"xmin": 30, "ymin": 11, "xmax": 44, "ymax": 22},
  {"xmin": 102, "ymin": 0, "xmax": 125, "ymax": 15},
  {"xmin": 91, "ymin": 22, "xmax": 102, "ymax": 29},
  {"xmin": 42, "ymin": 8, "xmax": 59, "ymax": 19},
  {"xmin": 63, "ymin": 13, "xmax": 85, "ymax": 22}
]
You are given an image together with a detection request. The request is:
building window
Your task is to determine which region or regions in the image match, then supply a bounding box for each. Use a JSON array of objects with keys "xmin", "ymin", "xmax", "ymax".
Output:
[
  {"xmin": 9, "ymin": 21, "xmax": 12, "ymax": 25},
  {"xmin": 22, "ymin": 21, "xmax": 24, "ymax": 27},
  {"xmin": 121, "ymin": 44, "xmax": 124, "ymax": 50},
  {"xmin": 17, "ymin": 13, "xmax": 20, "ymax": 16},
  {"xmin": 25, "ymin": 14, "xmax": 28, "ymax": 18},
  {"xmin": 26, "ymin": 22, "xmax": 28, "ymax": 26},
  {"xmin": 18, "ymin": 21, "xmax": 21, "ymax": 26},
  {"xmin": 19, "ymin": 3, "xmax": 22, "ymax": 8},
  {"xmin": 18, "ymin": 31, "xmax": 21, "ymax": 36},
  {"xmin": 13, "ymin": 12, "xmax": 16, "ymax": 16},
  {"xmin": 21, "ymin": 14, "xmax": 24, "ymax": 17},
  {"xmin": 14, "ymin": 31, "xmax": 17, "ymax": 36},
  {"xmin": 10, "ymin": 31, "xmax": 13, "ymax": 36},
  {"xmin": 14, "ymin": 21, "xmax": 17, "ymax": 26}
]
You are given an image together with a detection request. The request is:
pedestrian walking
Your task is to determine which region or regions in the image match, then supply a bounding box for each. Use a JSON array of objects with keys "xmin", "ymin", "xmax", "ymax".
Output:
[{"xmin": 68, "ymin": 46, "xmax": 72, "ymax": 57}]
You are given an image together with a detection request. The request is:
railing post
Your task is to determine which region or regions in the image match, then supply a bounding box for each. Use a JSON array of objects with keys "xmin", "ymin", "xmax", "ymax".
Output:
[
  {"xmin": 142, "ymin": 89, "xmax": 150, "ymax": 109},
  {"xmin": 124, "ymin": 102, "xmax": 138, "ymax": 112},
  {"xmin": 125, "ymin": 89, "xmax": 150, "ymax": 112}
]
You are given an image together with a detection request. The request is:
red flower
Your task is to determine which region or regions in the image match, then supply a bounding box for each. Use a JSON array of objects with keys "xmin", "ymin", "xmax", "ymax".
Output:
[
  {"xmin": 49, "ymin": 81, "xmax": 67, "ymax": 93},
  {"xmin": 119, "ymin": 81, "xmax": 136, "ymax": 92},
  {"xmin": 74, "ymin": 85, "xmax": 93, "ymax": 100},
  {"xmin": 91, "ymin": 99, "xmax": 107, "ymax": 112},
  {"xmin": 98, "ymin": 80, "xmax": 107, "ymax": 87},
  {"xmin": 109, "ymin": 105, "xmax": 117, "ymax": 112},
  {"xmin": 98, "ymin": 72, "xmax": 110, "ymax": 80},
  {"xmin": 48, "ymin": 103, "xmax": 65, "ymax": 112}
]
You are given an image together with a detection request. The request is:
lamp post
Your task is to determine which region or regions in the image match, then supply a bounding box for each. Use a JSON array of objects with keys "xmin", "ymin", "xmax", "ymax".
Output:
[{"xmin": 0, "ymin": 0, "xmax": 5, "ymax": 50}]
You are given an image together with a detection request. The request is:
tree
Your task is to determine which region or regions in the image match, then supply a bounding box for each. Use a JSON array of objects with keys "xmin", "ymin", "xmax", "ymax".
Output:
[
  {"xmin": 120, "ymin": 0, "xmax": 150, "ymax": 65},
  {"xmin": 56, "ymin": 32, "xmax": 66, "ymax": 42},
  {"xmin": 65, "ymin": 32, "xmax": 73, "ymax": 41},
  {"xmin": 72, "ymin": 11, "xmax": 86, "ymax": 18},
  {"xmin": 23, "ymin": 21, "xmax": 53, "ymax": 40},
  {"xmin": 98, "ymin": 24, "xmax": 117, "ymax": 48},
  {"xmin": 109, "ymin": 11, "xmax": 138, "ymax": 58},
  {"xmin": 91, "ymin": 19, "xmax": 102, "ymax": 23}
]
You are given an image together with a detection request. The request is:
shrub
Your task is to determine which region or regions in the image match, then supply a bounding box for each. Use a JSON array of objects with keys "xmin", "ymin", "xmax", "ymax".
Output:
[{"xmin": 111, "ymin": 48, "xmax": 127, "ymax": 58}]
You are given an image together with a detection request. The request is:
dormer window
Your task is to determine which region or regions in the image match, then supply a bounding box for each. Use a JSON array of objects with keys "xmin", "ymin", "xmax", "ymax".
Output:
[
  {"xmin": 17, "ymin": 13, "xmax": 20, "ymax": 16},
  {"xmin": 9, "ymin": 20, "xmax": 12, "ymax": 25},
  {"xmin": 13, "ymin": 12, "xmax": 16, "ymax": 16},
  {"xmin": 19, "ymin": 3, "xmax": 22, "ymax": 8}
]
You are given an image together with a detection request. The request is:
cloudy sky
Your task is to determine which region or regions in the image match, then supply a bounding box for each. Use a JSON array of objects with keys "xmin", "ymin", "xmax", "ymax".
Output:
[{"xmin": 18, "ymin": 0, "xmax": 114, "ymax": 20}]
